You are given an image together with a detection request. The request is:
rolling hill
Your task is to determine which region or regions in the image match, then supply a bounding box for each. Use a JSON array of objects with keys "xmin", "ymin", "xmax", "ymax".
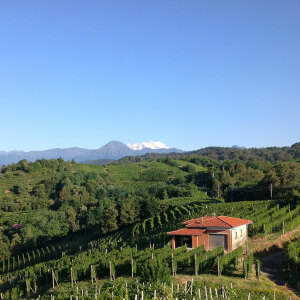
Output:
[{"xmin": 0, "ymin": 141, "xmax": 183, "ymax": 166}]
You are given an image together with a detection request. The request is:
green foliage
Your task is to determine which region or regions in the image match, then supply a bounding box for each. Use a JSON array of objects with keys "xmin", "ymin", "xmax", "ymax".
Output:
[
  {"xmin": 0, "ymin": 151, "xmax": 300, "ymax": 297},
  {"xmin": 138, "ymin": 257, "xmax": 171, "ymax": 283},
  {"xmin": 243, "ymin": 253, "xmax": 254, "ymax": 279},
  {"xmin": 101, "ymin": 205, "xmax": 119, "ymax": 234},
  {"xmin": 218, "ymin": 246, "xmax": 243, "ymax": 274},
  {"xmin": 255, "ymin": 259, "xmax": 261, "ymax": 279}
]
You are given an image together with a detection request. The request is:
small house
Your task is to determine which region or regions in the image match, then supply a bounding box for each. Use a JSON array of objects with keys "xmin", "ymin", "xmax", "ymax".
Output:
[{"xmin": 167, "ymin": 215, "xmax": 252, "ymax": 251}]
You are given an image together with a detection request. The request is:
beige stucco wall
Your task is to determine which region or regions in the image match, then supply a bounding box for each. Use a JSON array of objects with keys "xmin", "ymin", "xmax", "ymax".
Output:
[{"xmin": 231, "ymin": 224, "xmax": 248, "ymax": 249}]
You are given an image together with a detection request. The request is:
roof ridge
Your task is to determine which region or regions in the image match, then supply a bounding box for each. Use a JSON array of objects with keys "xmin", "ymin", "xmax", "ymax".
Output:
[{"xmin": 217, "ymin": 216, "xmax": 233, "ymax": 228}]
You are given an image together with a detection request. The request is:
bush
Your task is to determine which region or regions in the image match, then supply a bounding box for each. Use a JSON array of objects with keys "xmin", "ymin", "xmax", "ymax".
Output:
[{"xmin": 138, "ymin": 258, "xmax": 171, "ymax": 283}]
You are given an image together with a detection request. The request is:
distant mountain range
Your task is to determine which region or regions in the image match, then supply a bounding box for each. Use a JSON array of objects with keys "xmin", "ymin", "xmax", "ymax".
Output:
[{"xmin": 0, "ymin": 141, "xmax": 183, "ymax": 166}]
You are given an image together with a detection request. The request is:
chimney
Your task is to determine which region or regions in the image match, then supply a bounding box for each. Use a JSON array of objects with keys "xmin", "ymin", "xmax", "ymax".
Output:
[
  {"xmin": 200, "ymin": 217, "xmax": 203, "ymax": 223},
  {"xmin": 212, "ymin": 212, "xmax": 216, "ymax": 217}
]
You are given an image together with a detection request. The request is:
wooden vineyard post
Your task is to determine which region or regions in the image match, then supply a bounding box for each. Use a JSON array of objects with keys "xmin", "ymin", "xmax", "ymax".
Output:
[
  {"xmin": 246, "ymin": 239, "xmax": 249, "ymax": 255},
  {"xmin": 209, "ymin": 287, "xmax": 213, "ymax": 300},
  {"xmin": 131, "ymin": 257, "xmax": 134, "ymax": 278},
  {"xmin": 205, "ymin": 286, "xmax": 208, "ymax": 300},
  {"xmin": 70, "ymin": 267, "xmax": 73, "ymax": 287},
  {"xmin": 25, "ymin": 279, "xmax": 30, "ymax": 296},
  {"xmin": 282, "ymin": 222, "xmax": 285, "ymax": 234},
  {"xmin": 194, "ymin": 254, "xmax": 198, "ymax": 276},
  {"xmin": 190, "ymin": 278, "xmax": 193, "ymax": 295},
  {"xmin": 109, "ymin": 261, "xmax": 112, "ymax": 281},
  {"xmin": 91, "ymin": 265, "xmax": 93, "ymax": 284},
  {"xmin": 52, "ymin": 270, "xmax": 55, "ymax": 289},
  {"xmin": 198, "ymin": 288, "xmax": 201, "ymax": 299},
  {"xmin": 171, "ymin": 253, "xmax": 175, "ymax": 276},
  {"xmin": 52, "ymin": 270, "xmax": 58, "ymax": 288},
  {"xmin": 217, "ymin": 256, "xmax": 220, "ymax": 276}
]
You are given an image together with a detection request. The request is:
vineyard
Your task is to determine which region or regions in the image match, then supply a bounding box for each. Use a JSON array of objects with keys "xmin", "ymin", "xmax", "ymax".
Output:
[
  {"xmin": 29, "ymin": 278, "xmax": 292, "ymax": 299},
  {"xmin": 281, "ymin": 240, "xmax": 300, "ymax": 292},
  {"xmin": 0, "ymin": 200, "xmax": 299, "ymax": 299},
  {"xmin": 131, "ymin": 200, "xmax": 300, "ymax": 241},
  {"xmin": 0, "ymin": 242, "xmax": 285, "ymax": 299}
]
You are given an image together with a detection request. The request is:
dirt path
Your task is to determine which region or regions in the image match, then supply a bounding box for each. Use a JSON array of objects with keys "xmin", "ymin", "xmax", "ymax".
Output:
[
  {"xmin": 261, "ymin": 251, "xmax": 300, "ymax": 297},
  {"xmin": 251, "ymin": 227, "xmax": 300, "ymax": 255}
]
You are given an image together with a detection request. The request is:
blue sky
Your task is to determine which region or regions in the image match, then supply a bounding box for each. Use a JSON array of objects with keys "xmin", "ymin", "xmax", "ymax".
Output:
[{"xmin": 0, "ymin": 1, "xmax": 299, "ymax": 151}]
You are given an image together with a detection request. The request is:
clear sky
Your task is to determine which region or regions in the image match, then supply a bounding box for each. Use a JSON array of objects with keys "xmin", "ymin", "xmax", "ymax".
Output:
[{"xmin": 0, "ymin": 1, "xmax": 299, "ymax": 151}]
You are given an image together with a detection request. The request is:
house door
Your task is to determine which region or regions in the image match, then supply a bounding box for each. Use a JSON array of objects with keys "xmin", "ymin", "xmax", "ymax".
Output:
[
  {"xmin": 209, "ymin": 234, "xmax": 227, "ymax": 250},
  {"xmin": 183, "ymin": 236, "xmax": 192, "ymax": 248}
]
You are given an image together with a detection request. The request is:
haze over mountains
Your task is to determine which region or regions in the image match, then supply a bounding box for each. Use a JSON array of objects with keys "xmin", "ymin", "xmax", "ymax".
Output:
[{"xmin": 0, "ymin": 141, "xmax": 183, "ymax": 166}]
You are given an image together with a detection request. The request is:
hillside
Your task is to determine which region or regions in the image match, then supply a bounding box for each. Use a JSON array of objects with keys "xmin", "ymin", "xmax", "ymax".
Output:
[
  {"xmin": 0, "ymin": 156, "xmax": 299, "ymax": 299},
  {"xmin": 0, "ymin": 199, "xmax": 299, "ymax": 299},
  {"xmin": 118, "ymin": 142, "xmax": 300, "ymax": 164}
]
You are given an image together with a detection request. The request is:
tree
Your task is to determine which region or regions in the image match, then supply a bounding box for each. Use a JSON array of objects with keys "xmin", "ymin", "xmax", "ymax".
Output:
[
  {"xmin": 18, "ymin": 159, "xmax": 30, "ymax": 172},
  {"xmin": 139, "ymin": 197, "xmax": 160, "ymax": 219},
  {"xmin": 10, "ymin": 233, "xmax": 22, "ymax": 250},
  {"xmin": 20, "ymin": 225, "xmax": 35, "ymax": 244},
  {"xmin": 101, "ymin": 205, "xmax": 118, "ymax": 234},
  {"xmin": 33, "ymin": 184, "xmax": 47, "ymax": 199},
  {"xmin": 120, "ymin": 199, "xmax": 138, "ymax": 226},
  {"xmin": 64, "ymin": 206, "xmax": 79, "ymax": 232},
  {"xmin": 0, "ymin": 239, "xmax": 10, "ymax": 260}
]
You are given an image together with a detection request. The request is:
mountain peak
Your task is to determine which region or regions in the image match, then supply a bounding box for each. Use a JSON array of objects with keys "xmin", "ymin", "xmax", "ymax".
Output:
[{"xmin": 127, "ymin": 141, "xmax": 170, "ymax": 150}]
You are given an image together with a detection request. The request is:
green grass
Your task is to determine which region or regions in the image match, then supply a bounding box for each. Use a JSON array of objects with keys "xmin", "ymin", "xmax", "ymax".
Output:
[
  {"xmin": 0, "ymin": 169, "xmax": 54, "ymax": 195},
  {"xmin": 174, "ymin": 159, "xmax": 207, "ymax": 172},
  {"xmin": 72, "ymin": 163, "xmax": 108, "ymax": 174}
]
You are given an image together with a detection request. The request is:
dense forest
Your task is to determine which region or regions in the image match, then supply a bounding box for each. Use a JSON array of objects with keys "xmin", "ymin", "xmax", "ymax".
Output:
[
  {"xmin": 0, "ymin": 143, "xmax": 299, "ymax": 263},
  {"xmin": 119, "ymin": 142, "xmax": 300, "ymax": 164}
]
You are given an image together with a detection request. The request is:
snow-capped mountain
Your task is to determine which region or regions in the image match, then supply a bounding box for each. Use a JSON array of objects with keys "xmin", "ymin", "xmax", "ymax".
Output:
[
  {"xmin": 0, "ymin": 141, "xmax": 183, "ymax": 166},
  {"xmin": 127, "ymin": 141, "xmax": 170, "ymax": 150}
]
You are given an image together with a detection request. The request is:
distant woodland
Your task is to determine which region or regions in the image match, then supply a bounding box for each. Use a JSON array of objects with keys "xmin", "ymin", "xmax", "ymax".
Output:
[{"xmin": 0, "ymin": 143, "xmax": 299, "ymax": 260}]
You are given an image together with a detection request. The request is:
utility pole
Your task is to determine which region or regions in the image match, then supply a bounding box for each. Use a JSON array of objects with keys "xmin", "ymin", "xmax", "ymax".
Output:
[{"xmin": 212, "ymin": 172, "xmax": 215, "ymax": 198}]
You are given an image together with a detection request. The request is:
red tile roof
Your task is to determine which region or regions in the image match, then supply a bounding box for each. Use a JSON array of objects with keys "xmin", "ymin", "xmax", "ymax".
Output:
[
  {"xmin": 218, "ymin": 216, "xmax": 253, "ymax": 227},
  {"xmin": 167, "ymin": 228, "xmax": 205, "ymax": 236},
  {"xmin": 183, "ymin": 216, "xmax": 215, "ymax": 225},
  {"xmin": 184, "ymin": 216, "xmax": 252, "ymax": 229}
]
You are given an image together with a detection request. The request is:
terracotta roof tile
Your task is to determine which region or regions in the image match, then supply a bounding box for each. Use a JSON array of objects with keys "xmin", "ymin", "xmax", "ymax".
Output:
[
  {"xmin": 183, "ymin": 216, "xmax": 214, "ymax": 225},
  {"xmin": 184, "ymin": 216, "xmax": 252, "ymax": 229},
  {"xmin": 218, "ymin": 216, "xmax": 252, "ymax": 227}
]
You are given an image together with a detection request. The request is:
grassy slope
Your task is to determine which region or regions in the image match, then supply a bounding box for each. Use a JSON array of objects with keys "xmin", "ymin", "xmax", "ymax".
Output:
[
  {"xmin": 46, "ymin": 261, "xmax": 298, "ymax": 300},
  {"xmin": 0, "ymin": 159, "xmax": 208, "ymax": 233},
  {"xmin": 0, "ymin": 160, "xmax": 207, "ymax": 193}
]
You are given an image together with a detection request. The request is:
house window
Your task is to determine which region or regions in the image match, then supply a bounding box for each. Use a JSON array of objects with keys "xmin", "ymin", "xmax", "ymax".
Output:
[
  {"xmin": 235, "ymin": 232, "xmax": 237, "ymax": 239},
  {"xmin": 240, "ymin": 230, "xmax": 243, "ymax": 237}
]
